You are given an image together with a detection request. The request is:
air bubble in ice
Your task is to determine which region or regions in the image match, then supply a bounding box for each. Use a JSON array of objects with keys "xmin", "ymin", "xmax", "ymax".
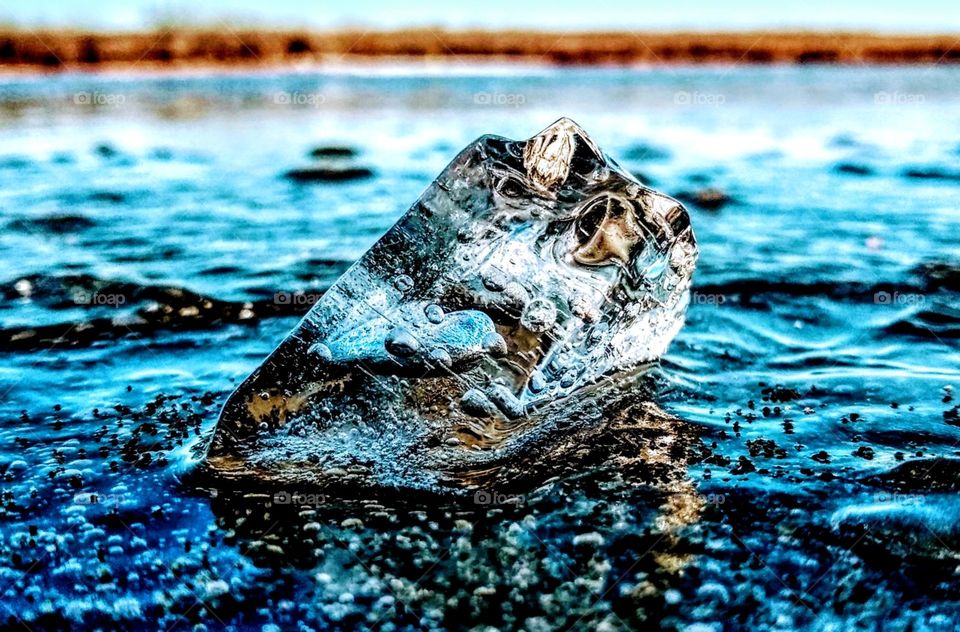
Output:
[
  {"xmin": 385, "ymin": 327, "xmax": 420, "ymax": 357},
  {"xmin": 309, "ymin": 342, "xmax": 333, "ymax": 362},
  {"xmin": 424, "ymin": 304, "xmax": 444, "ymax": 324},
  {"xmin": 529, "ymin": 371, "xmax": 547, "ymax": 393},
  {"xmin": 501, "ymin": 282, "xmax": 530, "ymax": 312},
  {"xmin": 588, "ymin": 322, "xmax": 609, "ymax": 344},
  {"xmin": 521, "ymin": 298, "xmax": 557, "ymax": 333},
  {"xmin": 393, "ymin": 274, "xmax": 414, "ymax": 292},
  {"xmin": 482, "ymin": 332, "xmax": 508, "ymax": 357},
  {"xmin": 482, "ymin": 268, "xmax": 508, "ymax": 292},
  {"xmin": 461, "ymin": 388, "xmax": 497, "ymax": 417},
  {"xmin": 560, "ymin": 369, "xmax": 578, "ymax": 388},
  {"xmin": 428, "ymin": 347, "xmax": 452, "ymax": 368},
  {"xmin": 569, "ymin": 293, "xmax": 598, "ymax": 323}
]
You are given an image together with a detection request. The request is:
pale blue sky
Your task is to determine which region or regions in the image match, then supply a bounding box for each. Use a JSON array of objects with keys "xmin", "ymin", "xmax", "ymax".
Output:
[{"xmin": 3, "ymin": 0, "xmax": 959, "ymax": 31}]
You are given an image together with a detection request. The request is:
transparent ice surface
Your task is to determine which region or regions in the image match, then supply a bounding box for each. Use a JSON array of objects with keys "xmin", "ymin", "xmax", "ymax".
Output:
[{"xmin": 205, "ymin": 118, "xmax": 697, "ymax": 491}]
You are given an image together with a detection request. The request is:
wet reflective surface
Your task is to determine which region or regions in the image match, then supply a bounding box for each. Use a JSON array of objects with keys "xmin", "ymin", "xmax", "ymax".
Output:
[{"xmin": 1, "ymin": 66, "xmax": 960, "ymax": 629}]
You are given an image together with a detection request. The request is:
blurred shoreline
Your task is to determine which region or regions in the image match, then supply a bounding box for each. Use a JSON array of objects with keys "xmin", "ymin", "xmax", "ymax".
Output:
[{"xmin": 1, "ymin": 29, "xmax": 959, "ymax": 72}]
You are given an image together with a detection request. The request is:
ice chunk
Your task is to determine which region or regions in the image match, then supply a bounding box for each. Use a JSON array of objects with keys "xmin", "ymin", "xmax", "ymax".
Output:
[{"xmin": 205, "ymin": 118, "xmax": 697, "ymax": 491}]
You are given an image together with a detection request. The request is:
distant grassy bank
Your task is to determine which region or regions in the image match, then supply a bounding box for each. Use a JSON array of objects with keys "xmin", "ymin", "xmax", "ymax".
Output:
[{"xmin": 1, "ymin": 29, "xmax": 959, "ymax": 70}]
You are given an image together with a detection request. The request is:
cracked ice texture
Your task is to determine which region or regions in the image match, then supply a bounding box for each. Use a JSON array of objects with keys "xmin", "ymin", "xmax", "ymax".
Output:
[{"xmin": 205, "ymin": 118, "xmax": 697, "ymax": 489}]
